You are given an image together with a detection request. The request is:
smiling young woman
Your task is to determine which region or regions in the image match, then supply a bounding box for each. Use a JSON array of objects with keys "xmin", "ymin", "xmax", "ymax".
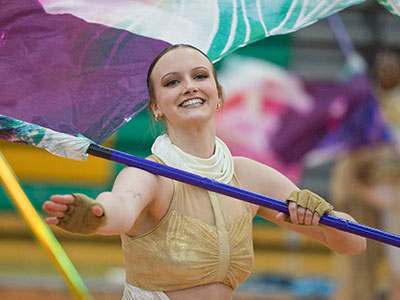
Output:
[
  {"xmin": 148, "ymin": 45, "xmax": 223, "ymax": 158},
  {"xmin": 42, "ymin": 44, "xmax": 366, "ymax": 300}
]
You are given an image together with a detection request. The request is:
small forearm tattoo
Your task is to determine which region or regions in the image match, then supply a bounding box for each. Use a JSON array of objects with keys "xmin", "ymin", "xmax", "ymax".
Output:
[{"xmin": 126, "ymin": 190, "xmax": 142, "ymax": 201}]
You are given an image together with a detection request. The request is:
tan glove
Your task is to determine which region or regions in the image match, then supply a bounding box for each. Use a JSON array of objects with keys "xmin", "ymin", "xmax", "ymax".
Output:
[
  {"xmin": 286, "ymin": 189, "xmax": 334, "ymax": 217},
  {"xmin": 57, "ymin": 193, "xmax": 107, "ymax": 235}
]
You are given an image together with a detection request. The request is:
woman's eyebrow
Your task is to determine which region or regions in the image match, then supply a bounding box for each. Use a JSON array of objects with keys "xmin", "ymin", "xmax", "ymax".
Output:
[
  {"xmin": 161, "ymin": 72, "xmax": 179, "ymax": 81},
  {"xmin": 161, "ymin": 66, "xmax": 209, "ymax": 81},
  {"xmin": 192, "ymin": 66, "xmax": 209, "ymax": 71}
]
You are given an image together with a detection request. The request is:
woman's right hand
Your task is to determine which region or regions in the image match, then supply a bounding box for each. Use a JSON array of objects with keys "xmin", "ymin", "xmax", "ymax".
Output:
[
  {"xmin": 42, "ymin": 194, "xmax": 75, "ymax": 225},
  {"xmin": 42, "ymin": 194, "xmax": 104, "ymax": 225}
]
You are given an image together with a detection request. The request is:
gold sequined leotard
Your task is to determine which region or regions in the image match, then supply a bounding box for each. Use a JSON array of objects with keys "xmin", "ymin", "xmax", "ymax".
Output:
[{"xmin": 121, "ymin": 155, "xmax": 254, "ymax": 291}]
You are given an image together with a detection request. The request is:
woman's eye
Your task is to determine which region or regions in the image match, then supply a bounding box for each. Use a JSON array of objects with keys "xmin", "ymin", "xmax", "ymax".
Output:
[
  {"xmin": 164, "ymin": 79, "xmax": 179, "ymax": 87},
  {"xmin": 194, "ymin": 74, "xmax": 209, "ymax": 80}
]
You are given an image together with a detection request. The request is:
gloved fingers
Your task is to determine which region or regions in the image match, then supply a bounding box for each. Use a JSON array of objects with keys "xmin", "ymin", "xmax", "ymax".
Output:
[
  {"xmin": 49, "ymin": 194, "xmax": 75, "ymax": 205},
  {"xmin": 315, "ymin": 202, "xmax": 334, "ymax": 217},
  {"xmin": 42, "ymin": 201, "xmax": 70, "ymax": 219},
  {"xmin": 288, "ymin": 201, "xmax": 299, "ymax": 224},
  {"xmin": 296, "ymin": 194, "xmax": 319, "ymax": 212},
  {"xmin": 287, "ymin": 190, "xmax": 334, "ymax": 217},
  {"xmin": 45, "ymin": 217, "xmax": 60, "ymax": 225},
  {"xmin": 312, "ymin": 212, "xmax": 321, "ymax": 226},
  {"xmin": 46, "ymin": 209, "xmax": 66, "ymax": 218},
  {"xmin": 276, "ymin": 211, "xmax": 288, "ymax": 223},
  {"xmin": 304, "ymin": 209, "xmax": 314, "ymax": 225},
  {"xmin": 297, "ymin": 206, "xmax": 306, "ymax": 224},
  {"xmin": 91, "ymin": 205, "xmax": 104, "ymax": 217},
  {"xmin": 42, "ymin": 201, "xmax": 69, "ymax": 212},
  {"xmin": 304, "ymin": 198, "xmax": 319, "ymax": 212},
  {"xmin": 285, "ymin": 201, "xmax": 322, "ymax": 226},
  {"xmin": 54, "ymin": 193, "xmax": 107, "ymax": 235}
]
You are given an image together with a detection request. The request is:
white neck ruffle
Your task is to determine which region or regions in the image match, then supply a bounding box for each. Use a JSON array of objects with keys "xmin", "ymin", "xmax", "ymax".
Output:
[{"xmin": 151, "ymin": 134, "xmax": 234, "ymax": 184}]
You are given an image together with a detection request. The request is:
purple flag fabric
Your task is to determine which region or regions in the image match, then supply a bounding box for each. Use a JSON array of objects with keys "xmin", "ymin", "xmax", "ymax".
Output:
[
  {"xmin": 270, "ymin": 74, "xmax": 392, "ymax": 164},
  {"xmin": 0, "ymin": 0, "xmax": 170, "ymax": 144},
  {"xmin": 215, "ymin": 56, "xmax": 391, "ymax": 182}
]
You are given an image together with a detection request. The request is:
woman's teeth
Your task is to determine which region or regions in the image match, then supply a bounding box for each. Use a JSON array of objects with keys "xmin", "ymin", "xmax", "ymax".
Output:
[{"xmin": 180, "ymin": 98, "xmax": 204, "ymax": 108}]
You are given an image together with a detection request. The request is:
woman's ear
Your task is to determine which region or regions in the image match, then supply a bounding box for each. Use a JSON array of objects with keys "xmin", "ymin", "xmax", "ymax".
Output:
[{"xmin": 150, "ymin": 100, "xmax": 160, "ymax": 116}]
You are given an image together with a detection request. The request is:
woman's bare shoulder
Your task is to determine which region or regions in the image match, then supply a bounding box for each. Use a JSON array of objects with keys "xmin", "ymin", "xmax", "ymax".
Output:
[
  {"xmin": 233, "ymin": 156, "xmax": 298, "ymax": 200},
  {"xmin": 233, "ymin": 156, "xmax": 283, "ymax": 183}
]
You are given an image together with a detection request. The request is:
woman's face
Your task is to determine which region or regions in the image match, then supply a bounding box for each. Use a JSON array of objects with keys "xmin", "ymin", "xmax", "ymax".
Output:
[{"xmin": 150, "ymin": 47, "xmax": 221, "ymax": 130}]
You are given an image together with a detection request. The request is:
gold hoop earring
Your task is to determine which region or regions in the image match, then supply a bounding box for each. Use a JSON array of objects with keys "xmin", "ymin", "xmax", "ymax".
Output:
[
  {"xmin": 155, "ymin": 113, "xmax": 163, "ymax": 121},
  {"xmin": 216, "ymin": 102, "xmax": 222, "ymax": 111}
]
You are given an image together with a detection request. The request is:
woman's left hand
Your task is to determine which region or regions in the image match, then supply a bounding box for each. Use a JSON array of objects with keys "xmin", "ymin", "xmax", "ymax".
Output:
[
  {"xmin": 275, "ymin": 189, "xmax": 334, "ymax": 226},
  {"xmin": 276, "ymin": 201, "xmax": 321, "ymax": 225}
]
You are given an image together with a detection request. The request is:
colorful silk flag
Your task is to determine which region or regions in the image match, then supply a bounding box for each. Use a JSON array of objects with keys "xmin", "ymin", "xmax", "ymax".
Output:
[
  {"xmin": 378, "ymin": 0, "xmax": 400, "ymax": 17},
  {"xmin": 1, "ymin": 0, "xmax": 170, "ymax": 144},
  {"xmin": 1, "ymin": 0, "xmax": 371, "ymax": 152}
]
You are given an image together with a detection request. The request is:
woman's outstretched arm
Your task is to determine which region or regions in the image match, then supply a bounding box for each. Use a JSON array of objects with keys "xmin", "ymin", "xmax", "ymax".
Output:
[
  {"xmin": 234, "ymin": 156, "xmax": 366, "ymax": 255},
  {"xmin": 42, "ymin": 165, "xmax": 165, "ymax": 236}
]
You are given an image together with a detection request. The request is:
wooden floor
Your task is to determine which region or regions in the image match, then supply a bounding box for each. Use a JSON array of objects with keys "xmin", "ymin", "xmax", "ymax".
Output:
[{"xmin": 0, "ymin": 212, "xmax": 390, "ymax": 300}]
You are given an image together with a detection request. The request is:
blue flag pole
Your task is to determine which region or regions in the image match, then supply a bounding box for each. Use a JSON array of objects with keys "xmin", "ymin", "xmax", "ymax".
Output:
[{"xmin": 87, "ymin": 143, "xmax": 400, "ymax": 248}]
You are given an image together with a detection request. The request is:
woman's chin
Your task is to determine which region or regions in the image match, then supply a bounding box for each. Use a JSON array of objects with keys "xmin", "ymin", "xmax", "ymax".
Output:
[
  {"xmin": 169, "ymin": 114, "xmax": 214, "ymax": 129},
  {"xmin": 181, "ymin": 108, "xmax": 214, "ymax": 120}
]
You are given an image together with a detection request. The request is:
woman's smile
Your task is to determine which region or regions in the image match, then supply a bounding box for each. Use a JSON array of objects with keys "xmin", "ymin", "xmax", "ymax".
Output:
[{"xmin": 179, "ymin": 98, "xmax": 205, "ymax": 108}]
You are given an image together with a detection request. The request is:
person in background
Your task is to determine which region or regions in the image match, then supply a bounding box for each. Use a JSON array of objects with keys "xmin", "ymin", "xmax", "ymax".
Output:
[
  {"xmin": 374, "ymin": 50, "xmax": 400, "ymax": 300},
  {"xmin": 331, "ymin": 50, "xmax": 400, "ymax": 300},
  {"xmin": 330, "ymin": 147, "xmax": 386, "ymax": 300},
  {"xmin": 43, "ymin": 44, "xmax": 366, "ymax": 300}
]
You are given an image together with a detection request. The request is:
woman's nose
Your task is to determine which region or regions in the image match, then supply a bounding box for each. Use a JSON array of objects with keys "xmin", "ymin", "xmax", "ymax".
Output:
[{"xmin": 183, "ymin": 80, "xmax": 198, "ymax": 94}]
